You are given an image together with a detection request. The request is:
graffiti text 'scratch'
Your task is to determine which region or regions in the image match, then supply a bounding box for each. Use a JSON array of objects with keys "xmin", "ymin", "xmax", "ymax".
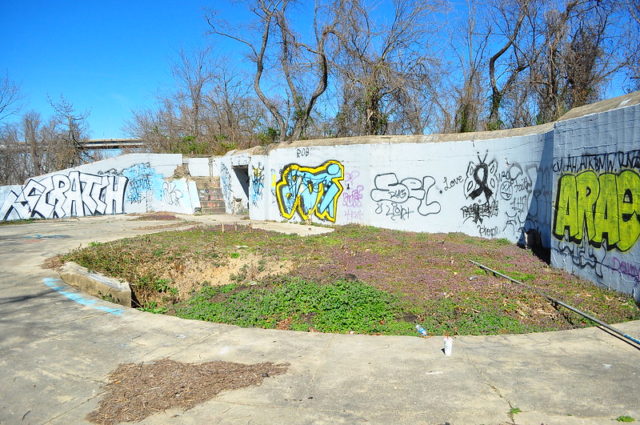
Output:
[
  {"xmin": 553, "ymin": 170, "xmax": 640, "ymax": 252},
  {"xmin": 276, "ymin": 160, "xmax": 344, "ymax": 222},
  {"xmin": 0, "ymin": 171, "xmax": 129, "ymax": 221}
]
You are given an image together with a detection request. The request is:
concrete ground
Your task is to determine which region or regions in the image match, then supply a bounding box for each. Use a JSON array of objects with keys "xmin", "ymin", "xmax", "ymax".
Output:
[{"xmin": 0, "ymin": 214, "xmax": 638, "ymax": 425}]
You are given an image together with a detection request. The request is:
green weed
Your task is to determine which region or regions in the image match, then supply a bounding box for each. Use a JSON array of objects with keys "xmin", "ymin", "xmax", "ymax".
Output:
[
  {"xmin": 616, "ymin": 416, "xmax": 636, "ymax": 422},
  {"xmin": 176, "ymin": 278, "xmax": 414, "ymax": 335},
  {"xmin": 60, "ymin": 224, "xmax": 640, "ymax": 336},
  {"xmin": 0, "ymin": 218, "xmax": 35, "ymax": 226},
  {"xmin": 139, "ymin": 302, "xmax": 168, "ymax": 314}
]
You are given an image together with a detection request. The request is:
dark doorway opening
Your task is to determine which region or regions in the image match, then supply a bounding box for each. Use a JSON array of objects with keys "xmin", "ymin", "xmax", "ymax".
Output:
[{"xmin": 233, "ymin": 165, "xmax": 250, "ymax": 199}]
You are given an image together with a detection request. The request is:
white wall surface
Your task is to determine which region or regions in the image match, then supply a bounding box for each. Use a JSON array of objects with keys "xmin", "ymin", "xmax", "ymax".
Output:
[
  {"xmin": 187, "ymin": 157, "xmax": 211, "ymax": 177},
  {"xmin": 231, "ymin": 134, "xmax": 551, "ymax": 247},
  {"xmin": 0, "ymin": 153, "xmax": 200, "ymax": 221}
]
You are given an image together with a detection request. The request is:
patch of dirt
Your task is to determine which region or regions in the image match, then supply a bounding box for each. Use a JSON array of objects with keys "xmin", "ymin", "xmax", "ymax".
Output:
[
  {"xmin": 134, "ymin": 222, "xmax": 199, "ymax": 231},
  {"xmin": 132, "ymin": 212, "xmax": 180, "ymax": 221},
  {"xmin": 42, "ymin": 255, "xmax": 63, "ymax": 269},
  {"xmin": 134, "ymin": 253, "xmax": 293, "ymax": 305},
  {"xmin": 86, "ymin": 359, "xmax": 288, "ymax": 425},
  {"xmin": 172, "ymin": 254, "xmax": 293, "ymax": 299}
]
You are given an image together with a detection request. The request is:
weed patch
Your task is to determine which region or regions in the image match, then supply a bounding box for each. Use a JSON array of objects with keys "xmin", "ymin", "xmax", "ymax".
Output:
[
  {"xmin": 58, "ymin": 224, "xmax": 640, "ymax": 335},
  {"xmin": 177, "ymin": 278, "xmax": 415, "ymax": 335}
]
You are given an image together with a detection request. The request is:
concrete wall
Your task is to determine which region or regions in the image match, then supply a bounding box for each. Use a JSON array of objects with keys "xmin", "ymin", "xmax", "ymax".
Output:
[
  {"xmin": 218, "ymin": 94, "xmax": 639, "ymax": 296},
  {"xmin": 224, "ymin": 131, "xmax": 553, "ymax": 248},
  {"xmin": 550, "ymin": 103, "xmax": 640, "ymax": 296},
  {"xmin": 0, "ymin": 153, "xmax": 201, "ymax": 221}
]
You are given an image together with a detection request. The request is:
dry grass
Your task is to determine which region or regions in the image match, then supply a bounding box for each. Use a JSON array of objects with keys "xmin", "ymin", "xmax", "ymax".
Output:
[{"xmin": 87, "ymin": 359, "xmax": 288, "ymax": 425}]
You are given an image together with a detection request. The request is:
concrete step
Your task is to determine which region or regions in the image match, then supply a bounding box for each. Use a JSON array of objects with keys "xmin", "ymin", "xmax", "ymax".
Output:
[
  {"xmin": 197, "ymin": 187, "xmax": 224, "ymax": 201},
  {"xmin": 200, "ymin": 200, "xmax": 226, "ymax": 209},
  {"xmin": 199, "ymin": 207, "xmax": 226, "ymax": 215}
]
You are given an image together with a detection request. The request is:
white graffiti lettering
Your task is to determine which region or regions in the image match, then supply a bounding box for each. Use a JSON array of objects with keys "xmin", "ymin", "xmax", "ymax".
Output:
[{"xmin": 1, "ymin": 172, "xmax": 128, "ymax": 221}]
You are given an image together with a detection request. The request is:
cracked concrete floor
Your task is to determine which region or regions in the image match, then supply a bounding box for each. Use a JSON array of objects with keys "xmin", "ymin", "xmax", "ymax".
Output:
[{"xmin": 0, "ymin": 215, "xmax": 639, "ymax": 425}]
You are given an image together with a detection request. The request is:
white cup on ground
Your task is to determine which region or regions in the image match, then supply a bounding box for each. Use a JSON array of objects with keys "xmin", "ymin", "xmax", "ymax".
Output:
[{"xmin": 443, "ymin": 336, "xmax": 453, "ymax": 356}]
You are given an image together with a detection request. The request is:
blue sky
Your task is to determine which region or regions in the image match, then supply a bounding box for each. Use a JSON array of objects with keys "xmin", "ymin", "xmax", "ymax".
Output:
[
  {"xmin": 0, "ymin": 0, "xmax": 442, "ymax": 139},
  {"xmin": 1, "ymin": 1, "xmax": 630, "ymax": 140},
  {"xmin": 0, "ymin": 0, "xmax": 233, "ymax": 139}
]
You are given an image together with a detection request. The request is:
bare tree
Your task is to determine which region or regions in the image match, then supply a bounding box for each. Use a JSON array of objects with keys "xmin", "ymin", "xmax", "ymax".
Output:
[
  {"xmin": 127, "ymin": 55, "xmax": 270, "ymax": 154},
  {"xmin": 203, "ymin": 63, "xmax": 270, "ymax": 150},
  {"xmin": 0, "ymin": 122, "xmax": 28, "ymax": 184},
  {"xmin": 49, "ymin": 96, "xmax": 93, "ymax": 168},
  {"xmin": 208, "ymin": 0, "xmax": 337, "ymax": 141},
  {"xmin": 331, "ymin": 0, "xmax": 443, "ymax": 135},
  {"xmin": 0, "ymin": 97, "xmax": 93, "ymax": 185},
  {"xmin": 23, "ymin": 111, "xmax": 45, "ymax": 176},
  {"xmin": 445, "ymin": 0, "xmax": 488, "ymax": 133},
  {"xmin": 126, "ymin": 98, "xmax": 183, "ymax": 153},
  {"xmin": 486, "ymin": 0, "xmax": 532, "ymax": 129},
  {"xmin": 529, "ymin": 0, "xmax": 627, "ymax": 123},
  {"xmin": 0, "ymin": 73, "xmax": 21, "ymax": 123},
  {"xmin": 172, "ymin": 48, "xmax": 215, "ymax": 140},
  {"xmin": 623, "ymin": 0, "xmax": 640, "ymax": 90}
]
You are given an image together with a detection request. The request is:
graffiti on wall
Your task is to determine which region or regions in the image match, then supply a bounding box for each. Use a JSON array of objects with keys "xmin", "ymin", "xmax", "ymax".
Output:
[
  {"xmin": 370, "ymin": 173, "xmax": 441, "ymax": 221},
  {"xmin": 0, "ymin": 171, "xmax": 128, "ymax": 220},
  {"xmin": 553, "ymin": 169, "xmax": 640, "ymax": 252},
  {"xmin": 525, "ymin": 164, "xmax": 552, "ymax": 243},
  {"xmin": 461, "ymin": 154, "xmax": 499, "ymax": 224},
  {"xmin": 102, "ymin": 162, "xmax": 183, "ymax": 211},
  {"xmin": 610, "ymin": 257, "xmax": 640, "ymax": 284},
  {"xmin": 499, "ymin": 163, "xmax": 533, "ymax": 236},
  {"xmin": 342, "ymin": 170, "xmax": 364, "ymax": 221},
  {"xmin": 552, "ymin": 149, "xmax": 640, "ymax": 294},
  {"xmin": 276, "ymin": 160, "xmax": 344, "ymax": 222},
  {"xmin": 250, "ymin": 164, "xmax": 265, "ymax": 206},
  {"xmin": 119, "ymin": 163, "xmax": 163, "ymax": 207},
  {"xmin": 162, "ymin": 181, "xmax": 183, "ymax": 206},
  {"xmin": 552, "ymin": 149, "xmax": 640, "ymax": 174},
  {"xmin": 554, "ymin": 228, "xmax": 608, "ymax": 278},
  {"xmin": 219, "ymin": 163, "xmax": 232, "ymax": 212},
  {"xmin": 296, "ymin": 147, "xmax": 310, "ymax": 158}
]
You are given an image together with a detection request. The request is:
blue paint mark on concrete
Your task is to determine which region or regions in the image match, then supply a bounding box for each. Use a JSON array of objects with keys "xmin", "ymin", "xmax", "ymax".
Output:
[
  {"xmin": 43, "ymin": 277, "xmax": 124, "ymax": 316},
  {"xmin": 23, "ymin": 234, "xmax": 71, "ymax": 239}
]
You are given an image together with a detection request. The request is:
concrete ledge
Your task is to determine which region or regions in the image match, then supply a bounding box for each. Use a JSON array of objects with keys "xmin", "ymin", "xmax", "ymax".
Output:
[{"xmin": 59, "ymin": 262, "xmax": 131, "ymax": 307}]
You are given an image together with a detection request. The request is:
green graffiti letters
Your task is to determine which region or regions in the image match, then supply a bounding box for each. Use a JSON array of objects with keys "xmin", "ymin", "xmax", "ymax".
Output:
[{"xmin": 553, "ymin": 170, "xmax": 640, "ymax": 251}]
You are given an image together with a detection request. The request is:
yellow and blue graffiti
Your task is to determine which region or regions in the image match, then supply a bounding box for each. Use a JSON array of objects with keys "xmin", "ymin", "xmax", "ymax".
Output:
[
  {"xmin": 553, "ymin": 169, "xmax": 640, "ymax": 252},
  {"xmin": 276, "ymin": 160, "xmax": 344, "ymax": 222}
]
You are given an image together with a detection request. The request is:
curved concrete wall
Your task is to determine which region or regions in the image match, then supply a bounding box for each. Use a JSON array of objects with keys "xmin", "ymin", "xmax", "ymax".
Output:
[
  {"xmin": 221, "ymin": 129, "xmax": 553, "ymax": 245},
  {"xmin": 219, "ymin": 93, "xmax": 640, "ymax": 296},
  {"xmin": 0, "ymin": 153, "xmax": 201, "ymax": 221},
  {"xmin": 551, "ymin": 102, "xmax": 640, "ymax": 295}
]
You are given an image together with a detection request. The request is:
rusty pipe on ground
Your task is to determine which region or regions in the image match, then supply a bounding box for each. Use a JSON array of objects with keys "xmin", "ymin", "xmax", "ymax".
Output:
[{"xmin": 469, "ymin": 260, "xmax": 640, "ymax": 347}]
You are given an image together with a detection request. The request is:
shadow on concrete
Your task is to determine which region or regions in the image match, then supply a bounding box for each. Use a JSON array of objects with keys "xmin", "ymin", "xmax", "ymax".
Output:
[{"xmin": 0, "ymin": 289, "xmax": 56, "ymax": 306}]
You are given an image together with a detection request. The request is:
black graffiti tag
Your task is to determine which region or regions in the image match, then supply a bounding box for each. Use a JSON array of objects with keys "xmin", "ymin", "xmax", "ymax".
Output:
[
  {"xmin": 464, "ymin": 154, "xmax": 498, "ymax": 204},
  {"xmin": 469, "ymin": 163, "xmax": 493, "ymax": 201}
]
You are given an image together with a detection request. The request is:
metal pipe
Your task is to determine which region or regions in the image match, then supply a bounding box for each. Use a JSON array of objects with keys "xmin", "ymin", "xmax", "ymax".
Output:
[{"xmin": 469, "ymin": 260, "xmax": 640, "ymax": 347}]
